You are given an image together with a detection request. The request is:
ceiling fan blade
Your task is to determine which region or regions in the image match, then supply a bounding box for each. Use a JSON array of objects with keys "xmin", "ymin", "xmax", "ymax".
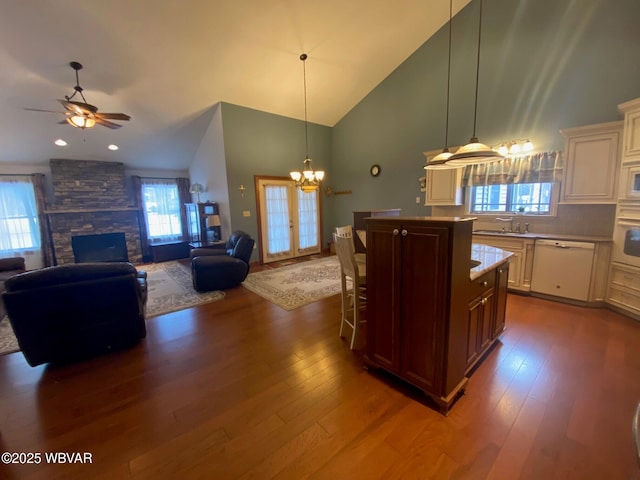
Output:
[
  {"xmin": 97, "ymin": 112, "xmax": 130, "ymax": 121},
  {"xmin": 58, "ymin": 99, "xmax": 97, "ymax": 115},
  {"xmin": 24, "ymin": 107, "xmax": 69, "ymax": 114},
  {"xmin": 95, "ymin": 117, "xmax": 122, "ymax": 129}
]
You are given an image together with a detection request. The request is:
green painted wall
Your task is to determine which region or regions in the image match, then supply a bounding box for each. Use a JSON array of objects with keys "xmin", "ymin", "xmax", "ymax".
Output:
[
  {"xmin": 220, "ymin": 102, "xmax": 333, "ymax": 255},
  {"xmin": 216, "ymin": 0, "xmax": 640, "ymax": 248},
  {"xmin": 330, "ymin": 0, "xmax": 640, "ymax": 227}
]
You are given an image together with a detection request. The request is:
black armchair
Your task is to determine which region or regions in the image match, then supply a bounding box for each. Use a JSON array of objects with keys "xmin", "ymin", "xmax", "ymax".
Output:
[
  {"xmin": 2, "ymin": 262, "xmax": 147, "ymax": 366},
  {"xmin": 191, "ymin": 230, "xmax": 255, "ymax": 291}
]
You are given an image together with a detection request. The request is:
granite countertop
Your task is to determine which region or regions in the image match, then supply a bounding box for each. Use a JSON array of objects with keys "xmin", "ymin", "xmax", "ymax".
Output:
[
  {"xmin": 472, "ymin": 230, "xmax": 612, "ymax": 243},
  {"xmin": 470, "ymin": 243, "xmax": 513, "ymax": 280}
]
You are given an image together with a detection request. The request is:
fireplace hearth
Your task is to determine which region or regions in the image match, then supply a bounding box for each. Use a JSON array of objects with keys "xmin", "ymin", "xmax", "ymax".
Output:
[{"xmin": 72, "ymin": 233, "xmax": 129, "ymax": 263}]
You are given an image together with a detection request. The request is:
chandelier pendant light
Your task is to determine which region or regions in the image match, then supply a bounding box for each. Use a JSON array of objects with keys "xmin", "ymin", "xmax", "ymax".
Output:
[
  {"xmin": 446, "ymin": 0, "xmax": 504, "ymax": 166},
  {"xmin": 290, "ymin": 53, "xmax": 324, "ymax": 193},
  {"xmin": 426, "ymin": 0, "xmax": 456, "ymax": 171}
]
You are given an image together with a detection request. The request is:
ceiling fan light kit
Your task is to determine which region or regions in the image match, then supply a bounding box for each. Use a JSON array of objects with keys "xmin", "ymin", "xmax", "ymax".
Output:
[{"xmin": 25, "ymin": 61, "xmax": 130, "ymax": 130}]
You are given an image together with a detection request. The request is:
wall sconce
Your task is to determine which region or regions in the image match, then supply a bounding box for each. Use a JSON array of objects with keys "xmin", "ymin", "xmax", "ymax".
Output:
[
  {"xmin": 493, "ymin": 139, "xmax": 534, "ymax": 157},
  {"xmin": 239, "ymin": 184, "xmax": 246, "ymax": 198}
]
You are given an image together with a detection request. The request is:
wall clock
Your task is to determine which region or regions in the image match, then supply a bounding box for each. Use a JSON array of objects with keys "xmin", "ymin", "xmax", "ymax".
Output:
[{"xmin": 370, "ymin": 164, "xmax": 381, "ymax": 177}]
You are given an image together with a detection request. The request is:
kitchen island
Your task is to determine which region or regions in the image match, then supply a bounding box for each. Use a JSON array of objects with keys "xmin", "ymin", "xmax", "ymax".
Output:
[{"xmin": 365, "ymin": 216, "xmax": 512, "ymax": 414}]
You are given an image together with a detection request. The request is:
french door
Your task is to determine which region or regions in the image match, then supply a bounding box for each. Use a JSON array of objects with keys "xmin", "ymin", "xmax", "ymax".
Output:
[{"xmin": 256, "ymin": 177, "xmax": 321, "ymax": 263}]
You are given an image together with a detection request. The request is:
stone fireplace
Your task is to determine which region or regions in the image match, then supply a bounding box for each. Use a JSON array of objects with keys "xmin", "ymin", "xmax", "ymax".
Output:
[{"xmin": 46, "ymin": 159, "xmax": 143, "ymax": 265}]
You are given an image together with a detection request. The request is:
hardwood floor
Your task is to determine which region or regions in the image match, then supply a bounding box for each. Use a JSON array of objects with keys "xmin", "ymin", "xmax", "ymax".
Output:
[{"xmin": 1, "ymin": 275, "xmax": 640, "ymax": 479}]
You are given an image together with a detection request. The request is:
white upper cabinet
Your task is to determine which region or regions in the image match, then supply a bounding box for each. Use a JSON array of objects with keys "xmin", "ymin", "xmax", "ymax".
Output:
[
  {"xmin": 422, "ymin": 148, "xmax": 463, "ymax": 206},
  {"xmin": 560, "ymin": 121, "xmax": 623, "ymax": 204},
  {"xmin": 618, "ymin": 97, "xmax": 640, "ymax": 164}
]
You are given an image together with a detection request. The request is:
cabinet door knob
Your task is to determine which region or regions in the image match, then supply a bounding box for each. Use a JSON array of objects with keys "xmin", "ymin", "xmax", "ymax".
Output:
[
  {"xmin": 393, "ymin": 229, "xmax": 399, "ymax": 236},
  {"xmin": 401, "ymin": 229, "xmax": 408, "ymax": 236},
  {"xmin": 482, "ymin": 281, "xmax": 488, "ymax": 287}
]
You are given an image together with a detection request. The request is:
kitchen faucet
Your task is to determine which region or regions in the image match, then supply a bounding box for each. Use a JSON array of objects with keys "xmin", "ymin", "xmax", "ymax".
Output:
[{"xmin": 495, "ymin": 217, "xmax": 514, "ymax": 233}]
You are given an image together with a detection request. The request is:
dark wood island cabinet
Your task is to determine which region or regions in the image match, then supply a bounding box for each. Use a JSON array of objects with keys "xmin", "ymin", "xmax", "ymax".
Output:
[{"xmin": 365, "ymin": 216, "xmax": 511, "ymax": 414}]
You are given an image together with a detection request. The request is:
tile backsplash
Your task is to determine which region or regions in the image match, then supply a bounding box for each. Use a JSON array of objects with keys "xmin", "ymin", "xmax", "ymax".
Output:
[{"xmin": 431, "ymin": 203, "xmax": 616, "ymax": 237}]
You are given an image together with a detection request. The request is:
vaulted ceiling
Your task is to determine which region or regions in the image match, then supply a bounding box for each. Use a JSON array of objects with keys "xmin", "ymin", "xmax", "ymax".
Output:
[{"xmin": 0, "ymin": 0, "xmax": 471, "ymax": 170}]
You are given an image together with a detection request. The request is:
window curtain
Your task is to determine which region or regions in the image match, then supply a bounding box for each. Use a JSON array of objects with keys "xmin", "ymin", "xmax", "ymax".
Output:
[
  {"xmin": 265, "ymin": 184, "xmax": 291, "ymax": 255},
  {"xmin": 139, "ymin": 178, "xmax": 183, "ymax": 244},
  {"xmin": 176, "ymin": 177, "xmax": 191, "ymax": 241},
  {"xmin": 131, "ymin": 176, "xmax": 151, "ymax": 260},
  {"xmin": 461, "ymin": 151, "xmax": 563, "ymax": 187},
  {"xmin": 31, "ymin": 173, "xmax": 54, "ymax": 266},
  {"xmin": 0, "ymin": 175, "xmax": 41, "ymax": 263},
  {"xmin": 297, "ymin": 189, "xmax": 318, "ymax": 249}
]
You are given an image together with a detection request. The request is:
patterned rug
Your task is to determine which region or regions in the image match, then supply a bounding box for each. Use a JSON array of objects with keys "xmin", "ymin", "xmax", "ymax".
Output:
[
  {"xmin": 141, "ymin": 261, "xmax": 225, "ymax": 317},
  {"xmin": 242, "ymin": 256, "xmax": 343, "ymax": 310},
  {"xmin": 0, "ymin": 261, "xmax": 225, "ymax": 356},
  {"xmin": 0, "ymin": 316, "xmax": 19, "ymax": 356}
]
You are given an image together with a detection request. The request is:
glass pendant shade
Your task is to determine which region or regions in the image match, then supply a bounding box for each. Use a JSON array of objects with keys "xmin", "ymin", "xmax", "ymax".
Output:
[
  {"xmin": 425, "ymin": 0, "xmax": 456, "ymax": 172},
  {"xmin": 425, "ymin": 149, "xmax": 455, "ymax": 170},
  {"xmin": 523, "ymin": 139, "xmax": 534, "ymax": 152},
  {"xmin": 445, "ymin": 0, "xmax": 504, "ymax": 167},
  {"xmin": 447, "ymin": 138, "xmax": 504, "ymax": 165}
]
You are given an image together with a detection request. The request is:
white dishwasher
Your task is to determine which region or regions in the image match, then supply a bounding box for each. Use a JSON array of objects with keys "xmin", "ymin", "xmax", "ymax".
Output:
[{"xmin": 530, "ymin": 239, "xmax": 595, "ymax": 301}]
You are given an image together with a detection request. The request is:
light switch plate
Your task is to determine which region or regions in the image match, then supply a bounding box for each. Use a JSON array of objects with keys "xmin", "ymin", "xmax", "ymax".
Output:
[{"xmin": 242, "ymin": 210, "xmax": 251, "ymax": 217}]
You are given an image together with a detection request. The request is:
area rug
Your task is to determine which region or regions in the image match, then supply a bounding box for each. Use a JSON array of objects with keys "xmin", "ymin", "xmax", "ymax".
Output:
[
  {"xmin": 0, "ymin": 315, "xmax": 19, "ymax": 356},
  {"xmin": 142, "ymin": 260, "xmax": 225, "ymax": 317},
  {"xmin": 242, "ymin": 256, "xmax": 344, "ymax": 310},
  {"xmin": 0, "ymin": 261, "xmax": 225, "ymax": 356}
]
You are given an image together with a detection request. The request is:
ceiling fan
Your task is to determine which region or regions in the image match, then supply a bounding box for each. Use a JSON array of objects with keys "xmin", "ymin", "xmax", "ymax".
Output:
[{"xmin": 25, "ymin": 61, "xmax": 131, "ymax": 129}]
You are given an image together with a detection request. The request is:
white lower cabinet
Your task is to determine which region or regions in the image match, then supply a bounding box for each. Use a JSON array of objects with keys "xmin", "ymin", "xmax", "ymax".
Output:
[
  {"xmin": 472, "ymin": 236, "xmax": 534, "ymax": 292},
  {"xmin": 608, "ymin": 262, "xmax": 640, "ymax": 318},
  {"xmin": 474, "ymin": 235, "xmax": 611, "ymax": 303}
]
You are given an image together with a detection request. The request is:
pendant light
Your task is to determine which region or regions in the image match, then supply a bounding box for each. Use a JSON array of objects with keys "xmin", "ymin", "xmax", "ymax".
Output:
[
  {"xmin": 426, "ymin": 0, "xmax": 456, "ymax": 171},
  {"xmin": 289, "ymin": 53, "xmax": 324, "ymax": 193},
  {"xmin": 446, "ymin": 0, "xmax": 504, "ymax": 166}
]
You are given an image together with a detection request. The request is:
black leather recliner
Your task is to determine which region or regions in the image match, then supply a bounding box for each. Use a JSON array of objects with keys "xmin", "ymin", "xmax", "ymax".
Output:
[
  {"xmin": 191, "ymin": 230, "xmax": 255, "ymax": 291},
  {"xmin": 2, "ymin": 262, "xmax": 147, "ymax": 367}
]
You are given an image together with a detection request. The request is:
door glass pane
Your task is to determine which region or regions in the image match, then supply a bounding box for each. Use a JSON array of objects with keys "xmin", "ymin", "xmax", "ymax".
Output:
[
  {"xmin": 297, "ymin": 189, "xmax": 318, "ymax": 249},
  {"xmin": 265, "ymin": 185, "xmax": 291, "ymax": 255}
]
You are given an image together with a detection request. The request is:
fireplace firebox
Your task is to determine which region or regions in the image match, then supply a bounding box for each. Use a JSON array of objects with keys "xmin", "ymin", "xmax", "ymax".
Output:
[{"xmin": 72, "ymin": 233, "xmax": 129, "ymax": 263}]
